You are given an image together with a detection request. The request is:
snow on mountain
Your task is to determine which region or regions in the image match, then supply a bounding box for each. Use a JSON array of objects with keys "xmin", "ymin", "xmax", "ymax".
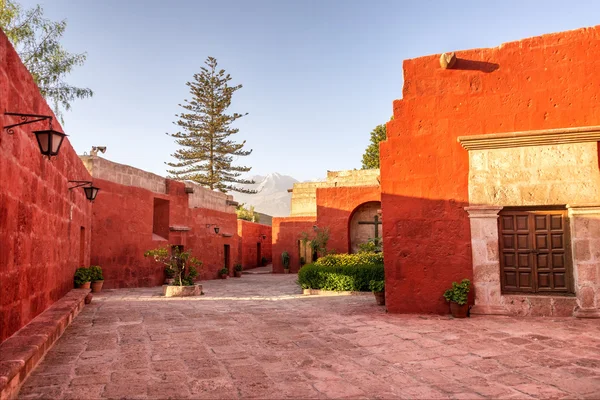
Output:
[{"xmin": 231, "ymin": 173, "xmax": 299, "ymax": 217}]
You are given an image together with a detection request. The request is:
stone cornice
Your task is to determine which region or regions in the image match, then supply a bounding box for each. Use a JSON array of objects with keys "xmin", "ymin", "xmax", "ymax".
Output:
[
  {"xmin": 457, "ymin": 126, "xmax": 600, "ymax": 150},
  {"xmin": 464, "ymin": 206, "xmax": 503, "ymax": 218}
]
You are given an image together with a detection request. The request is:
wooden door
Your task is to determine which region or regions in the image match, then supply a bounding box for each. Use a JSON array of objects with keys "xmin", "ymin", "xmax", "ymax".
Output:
[
  {"xmin": 256, "ymin": 243, "xmax": 261, "ymax": 267},
  {"xmin": 224, "ymin": 244, "xmax": 230, "ymax": 270},
  {"xmin": 499, "ymin": 209, "xmax": 572, "ymax": 294}
]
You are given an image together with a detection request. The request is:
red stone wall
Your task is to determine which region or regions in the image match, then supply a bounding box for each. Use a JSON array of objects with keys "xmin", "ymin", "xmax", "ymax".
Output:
[
  {"xmin": 316, "ymin": 186, "xmax": 380, "ymax": 253},
  {"xmin": 0, "ymin": 30, "xmax": 92, "ymax": 343},
  {"xmin": 237, "ymin": 220, "xmax": 272, "ymax": 269},
  {"xmin": 90, "ymin": 178, "xmax": 240, "ymax": 288},
  {"xmin": 272, "ymin": 217, "xmax": 316, "ymax": 273},
  {"xmin": 380, "ymin": 26, "xmax": 600, "ymax": 314}
]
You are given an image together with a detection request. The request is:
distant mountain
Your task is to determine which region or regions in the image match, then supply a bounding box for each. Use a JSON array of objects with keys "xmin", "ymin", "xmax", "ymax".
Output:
[{"xmin": 231, "ymin": 173, "xmax": 298, "ymax": 217}]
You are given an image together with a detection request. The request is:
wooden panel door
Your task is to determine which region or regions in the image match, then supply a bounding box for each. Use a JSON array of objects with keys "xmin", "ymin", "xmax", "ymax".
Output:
[{"xmin": 499, "ymin": 209, "xmax": 572, "ymax": 294}]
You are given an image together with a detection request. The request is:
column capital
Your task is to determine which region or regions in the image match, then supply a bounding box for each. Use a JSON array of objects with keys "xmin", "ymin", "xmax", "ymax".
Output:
[
  {"xmin": 464, "ymin": 206, "xmax": 503, "ymax": 219},
  {"xmin": 568, "ymin": 204, "xmax": 600, "ymax": 216}
]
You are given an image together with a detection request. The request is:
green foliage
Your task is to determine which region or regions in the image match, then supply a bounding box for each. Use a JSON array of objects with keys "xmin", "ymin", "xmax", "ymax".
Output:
[
  {"xmin": 314, "ymin": 252, "xmax": 383, "ymax": 268},
  {"xmin": 144, "ymin": 246, "xmax": 202, "ymax": 287},
  {"xmin": 369, "ymin": 280, "xmax": 385, "ymax": 293},
  {"xmin": 443, "ymin": 279, "xmax": 471, "ymax": 305},
  {"xmin": 299, "ymin": 226, "xmax": 330, "ymax": 258},
  {"xmin": 74, "ymin": 267, "xmax": 90, "ymax": 286},
  {"xmin": 361, "ymin": 123, "xmax": 387, "ymax": 169},
  {"xmin": 0, "ymin": 0, "xmax": 93, "ymax": 122},
  {"xmin": 219, "ymin": 267, "xmax": 229, "ymax": 275},
  {"xmin": 236, "ymin": 203, "xmax": 260, "ymax": 222},
  {"xmin": 234, "ymin": 263, "xmax": 242, "ymax": 272},
  {"xmin": 166, "ymin": 57, "xmax": 255, "ymax": 194},
  {"xmin": 164, "ymin": 267, "xmax": 175, "ymax": 279},
  {"xmin": 88, "ymin": 265, "xmax": 103, "ymax": 282},
  {"xmin": 281, "ymin": 251, "xmax": 290, "ymax": 269},
  {"xmin": 358, "ymin": 237, "xmax": 383, "ymax": 253},
  {"xmin": 297, "ymin": 253, "xmax": 384, "ymax": 291},
  {"xmin": 299, "ymin": 257, "xmax": 306, "ymax": 266}
]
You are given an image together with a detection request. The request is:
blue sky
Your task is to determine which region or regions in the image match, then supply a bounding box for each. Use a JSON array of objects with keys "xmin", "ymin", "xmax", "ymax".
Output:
[{"xmin": 18, "ymin": 0, "xmax": 600, "ymax": 181}]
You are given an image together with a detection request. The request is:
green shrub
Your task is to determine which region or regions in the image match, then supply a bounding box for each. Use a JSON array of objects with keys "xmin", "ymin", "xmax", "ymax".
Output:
[
  {"xmin": 443, "ymin": 279, "xmax": 471, "ymax": 305},
  {"xmin": 297, "ymin": 253, "xmax": 384, "ymax": 292},
  {"xmin": 74, "ymin": 267, "xmax": 91, "ymax": 286},
  {"xmin": 89, "ymin": 266, "xmax": 103, "ymax": 281},
  {"xmin": 220, "ymin": 267, "xmax": 229, "ymax": 275},
  {"xmin": 234, "ymin": 263, "xmax": 243, "ymax": 272},
  {"xmin": 369, "ymin": 280, "xmax": 385, "ymax": 292}
]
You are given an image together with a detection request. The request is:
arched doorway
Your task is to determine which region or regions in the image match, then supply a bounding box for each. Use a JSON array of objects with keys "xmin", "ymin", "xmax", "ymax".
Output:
[{"xmin": 349, "ymin": 201, "xmax": 382, "ymax": 254}]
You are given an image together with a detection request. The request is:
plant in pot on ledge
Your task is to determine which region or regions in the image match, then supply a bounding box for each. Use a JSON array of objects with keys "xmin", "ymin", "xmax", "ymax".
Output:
[
  {"xmin": 369, "ymin": 279, "xmax": 385, "ymax": 305},
  {"xmin": 89, "ymin": 266, "xmax": 104, "ymax": 293},
  {"xmin": 144, "ymin": 246, "xmax": 203, "ymax": 297},
  {"xmin": 281, "ymin": 251, "xmax": 290, "ymax": 274},
  {"xmin": 443, "ymin": 279, "xmax": 471, "ymax": 318},
  {"xmin": 219, "ymin": 266, "xmax": 229, "ymax": 279},
  {"xmin": 261, "ymin": 256, "xmax": 268, "ymax": 266},
  {"xmin": 74, "ymin": 267, "xmax": 91, "ymax": 289},
  {"xmin": 234, "ymin": 264, "xmax": 243, "ymax": 278}
]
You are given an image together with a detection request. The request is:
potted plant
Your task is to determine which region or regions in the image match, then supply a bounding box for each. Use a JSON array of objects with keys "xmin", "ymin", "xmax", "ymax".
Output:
[
  {"xmin": 219, "ymin": 267, "xmax": 229, "ymax": 279},
  {"xmin": 261, "ymin": 256, "xmax": 268, "ymax": 266},
  {"xmin": 89, "ymin": 266, "xmax": 104, "ymax": 293},
  {"xmin": 74, "ymin": 267, "xmax": 91, "ymax": 289},
  {"xmin": 443, "ymin": 279, "xmax": 471, "ymax": 318},
  {"xmin": 299, "ymin": 256, "xmax": 306, "ymax": 267},
  {"xmin": 369, "ymin": 280, "xmax": 385, "ymax": 305},
  {"xmin": 164, "ymin": 267, "xmax": 175, "ymax": 285},
  {"xmin": 281, "ymin": 251, "xmax": 290, "ymax": 274},
  {"xmin": 234, "ymin": 264, "xmax": 243, "ymax": 277}
]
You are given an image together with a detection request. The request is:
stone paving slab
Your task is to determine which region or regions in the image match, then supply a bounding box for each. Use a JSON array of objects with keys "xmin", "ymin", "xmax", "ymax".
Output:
[{"xmin": 17, "ymin": 274, "xmax": 600, "ymax": 399}]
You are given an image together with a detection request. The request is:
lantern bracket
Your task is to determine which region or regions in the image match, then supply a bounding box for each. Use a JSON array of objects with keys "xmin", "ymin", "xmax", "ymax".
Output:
[
  {"xmin": 68, "ymin": 180, "xmax": 93, "ymax": 189},
  {"xmin": 4, "ymin": 112, "xmax": 53, "ymax": 134}
]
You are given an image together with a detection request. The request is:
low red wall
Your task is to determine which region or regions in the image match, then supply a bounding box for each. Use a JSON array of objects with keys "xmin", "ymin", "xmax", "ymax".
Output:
[
  {"xmin": 237, "ymin": 220, "xmax": 272, "ymax": 269},
  {"xmin": 0, "ymin": 30, "xmax": 92, "ymax": 343},
  {"xmin": 90, "ymin": 178, "xmax": 240, "ymax": 288},
  {"xmin": 380, "ymin": 25, "xmax": 600, "ymax": 314},
  {"xmin": 272, "ymin": 216, "xmax": 316, "ymax": 273}
]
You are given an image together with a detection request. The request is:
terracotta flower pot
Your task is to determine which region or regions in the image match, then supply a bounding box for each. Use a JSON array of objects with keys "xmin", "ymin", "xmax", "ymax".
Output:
[
  {"xmin": 234, "ymin": 271, "xmax": 243, "ymax": 278},
  {"xmin": 450, "ymin": 302, "xmax": 469, "ymax": 318},
  {"xmin": 78, "ymin": 282, "xmax": 91, "ymax": 289},
  {"xmin": 373, "ymin": 291, "xmax": 385, "ymax": 305},
  {"xmin": 220, "ymin": 274, "xmax": 228, "ymax": 279},
  {"xmin": 91, "ymin": 280, "xmax": 104, "ymax": 293}
]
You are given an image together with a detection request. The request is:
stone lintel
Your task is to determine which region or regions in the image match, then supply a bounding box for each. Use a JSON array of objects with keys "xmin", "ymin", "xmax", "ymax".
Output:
[
  {"xmin": 169, "ymin": 226, "xmax": 191, "ymax": 232},
  {"xmin": 464, "ymin": 206, "xmax": 503, "ymax": 218},
  {"xmin": 457, "ymin": 125, "xmax": 600, "ymax": 150}
]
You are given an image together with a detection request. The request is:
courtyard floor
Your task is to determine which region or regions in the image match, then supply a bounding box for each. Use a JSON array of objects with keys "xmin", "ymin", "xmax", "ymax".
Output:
[{"xmin": 18, "ymin": 274, "xmax": 600, "ymax": 399}]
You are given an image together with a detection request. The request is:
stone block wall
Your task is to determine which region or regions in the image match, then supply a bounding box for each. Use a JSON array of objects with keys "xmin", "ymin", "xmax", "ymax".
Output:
[
  {"xmin": 0, "ymin": 30, "xmax": 92, "ymax": 343},
  {"xmin": 380, "ymin": 25, "xmax": 600, "ymax": 314}
]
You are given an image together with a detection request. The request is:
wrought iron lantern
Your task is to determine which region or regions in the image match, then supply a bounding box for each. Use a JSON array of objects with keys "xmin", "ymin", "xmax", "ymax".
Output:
[
  {"xmin": 4, "ymin": 112, "xmax": 67, "ymax": 158},
  {"xmin": 206, "ymin": 224, "xmax": 220, "ymax": 234},
  {"xmin": 69, "ymin": 181, "xmax": 100, "ymax": 202}
]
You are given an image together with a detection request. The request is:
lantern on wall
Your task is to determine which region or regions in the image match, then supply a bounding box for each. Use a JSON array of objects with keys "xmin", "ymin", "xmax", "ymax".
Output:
[
  {"xmin": 3, "ymin": 112, "xmax": 67, "ymax": 158},
  {"xmin": 206, "ymin": 224, "xmax": 220, "ymax": 234},
  {"xmin": 69, "ymin": 181, "xmax": 100, "ymax": 202}
]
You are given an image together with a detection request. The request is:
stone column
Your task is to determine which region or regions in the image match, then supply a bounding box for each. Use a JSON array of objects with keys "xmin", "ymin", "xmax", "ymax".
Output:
[
  {"xmin": 570, "ymin": 205, "xmax": 600, "ymax": 318},
  {"xmin": 465, "ymin": 206, "xmax": 508, "ymax": 315}
]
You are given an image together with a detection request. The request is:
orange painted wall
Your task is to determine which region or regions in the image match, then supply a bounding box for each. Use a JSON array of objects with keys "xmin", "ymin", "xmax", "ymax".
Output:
[
  {"xmin": 380, "ymin": 26, "xmax": 600, "ymax": 313},
  {"xmin": 237, "ymin": 220, "xmax": 272, "ymax": 269},
  {"xmin": 90, "ymin": 178, "xmax": 240, "ymax": 288},
  {"xmin": 0, "ymin": 30, "xmax": 92, "ymax": 343},
  {"xmin": 272, "ymin": 216, "xmax": 315, "ymax": 273},
  {"xmin": 316, "ymin": 186, "xmax": 380, "ymax": 253}
]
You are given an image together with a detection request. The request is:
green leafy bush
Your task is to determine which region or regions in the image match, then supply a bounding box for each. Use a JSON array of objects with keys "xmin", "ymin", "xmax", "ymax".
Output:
[
  {"xmin": 89, "ymin": 265, "xmax": 103, "ymax": 281},
  {"xmin": 443, "ymin": 279, "xmax": 471, "ymax": 305},
  {"xmin": 298, "ymin": 253, "xmax": 384, "ymax": 292},
  {"xmin": 220, "ymin": 267, "xmax": 229, "ymax": 275},
  {"xmin": 234, "ymin": 264, "xmax": 243, "ymax": 272},
  {"xmin": 74, "ymin": 267, "xmax": 91, "ymax": 286},
  {"xmin": 369, "ymin": 280, "xmax": 385, "ymax": 292}
]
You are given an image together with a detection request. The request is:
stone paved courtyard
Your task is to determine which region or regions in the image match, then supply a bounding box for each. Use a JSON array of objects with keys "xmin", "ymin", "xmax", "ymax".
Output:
[{"xmin": 18, "ymin": 274, "xmax": 600, "ymax": 399}]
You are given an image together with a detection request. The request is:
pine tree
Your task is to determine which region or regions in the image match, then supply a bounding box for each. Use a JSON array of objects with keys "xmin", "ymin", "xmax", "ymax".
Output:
[
  {"xmin": 361, "ymin": 123, "xmax": 387, "ymax": 169},
  {"xmin": 167, "ymin": 57, "xmax": 256, "ymax": 193}
]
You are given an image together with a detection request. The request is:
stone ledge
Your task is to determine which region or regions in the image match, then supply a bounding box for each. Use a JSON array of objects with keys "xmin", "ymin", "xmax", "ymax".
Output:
[
  {"xmin": 0, "ymin": 288, "xmax": 90, "ymax": 400},
  {"xmin": 458, "ymin": 125, "xmax": 600, "ymax": 150},
  {"xmin": 302, "ymin": 289, "xmax": 371, "ymax": 296},
  {"xmin": 574, "ymin": 307, "xmax": 600, "ymax": 319}
]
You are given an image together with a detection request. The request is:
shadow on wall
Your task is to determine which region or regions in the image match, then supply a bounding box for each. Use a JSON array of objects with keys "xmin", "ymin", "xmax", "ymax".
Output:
[{"xmin": 452, "ymin": 58, "xmax": 499, "ymax": 73}]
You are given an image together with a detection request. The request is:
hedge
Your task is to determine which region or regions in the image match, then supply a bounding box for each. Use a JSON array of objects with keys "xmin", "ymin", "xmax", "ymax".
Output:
[{"xmin": 298, "ymin": 253, "xmax": 384, "ymax": 291}]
